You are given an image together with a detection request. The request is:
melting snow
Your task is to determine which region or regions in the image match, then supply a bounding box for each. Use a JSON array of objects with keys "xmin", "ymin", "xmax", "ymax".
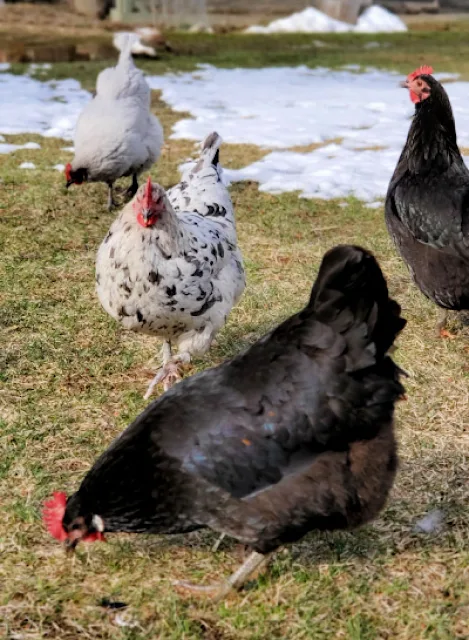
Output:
[
  {"xmin": 148, "ymin": 66, "xmax": 469, "ymax": 201},
  {"xmin": 0, "ymin": 141, "xmax": 41, "ymax": 155},
  {"xmin": 28, "ymin": 63, "xmax": 53, "ymax": 74},
  {"xmin": 246, "ymin": 5, "xmax": 407, "ymax": 34},
  {"xmin": 2, "ymin": 65, "xmax": 468, "ymax": 202},
  {"xmin": 20, "ymin": 162, "xmax": 36, "ymax": 169},
  {"xmin": 355, "ymin": 5, "xmax": 407, "ymax": 33},
  {"xmin": 0, "ymin": 73, "xmax": 90, "ymax": 141},
  {"xmin": 54, "ymin": 163, "xmax": 65, "ymax": 171}
]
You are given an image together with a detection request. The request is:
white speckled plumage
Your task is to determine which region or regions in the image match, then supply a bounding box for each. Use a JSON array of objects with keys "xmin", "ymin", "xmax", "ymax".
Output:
[
  {"xmin": 96, "ymin": 132, "xmax": 245, "ymax": 394},
  {"xmin": 71, "ymin": 34, "xmax": 163, "ymax": 188}
]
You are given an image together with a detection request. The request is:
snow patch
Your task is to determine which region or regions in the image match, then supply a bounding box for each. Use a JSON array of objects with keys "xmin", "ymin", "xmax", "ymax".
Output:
[
  {"xmin": 245, "ymin": 5, "xmax": 407, "ymax": 34},
  {"xmin": 355, "ymin": 6, "xmax": 407, "ymax": 33},
  {"xmin": 246, "ymin": 7, "xmax": 351, "ymax": 34},
  {"xmin": 0, "ymin": 73, "xmax": 91, "ymax": 141},
  {"xmin": 148, "ymin": 65, "xmax": 469, "ymax": 201},
  {"xmin": 20, "ymin": 162, "xmax": 36, "ymax": 169},
  {"xmin": 28, "ymin": 63, "xmax": 52, "ymax": 74},
  {"xmin": 54, "ymin": 163, "xmax": 65, "ymax": 171},
  {"xmin": 0, "ymin": 141, "xmax": 41, "ymax": 154}
]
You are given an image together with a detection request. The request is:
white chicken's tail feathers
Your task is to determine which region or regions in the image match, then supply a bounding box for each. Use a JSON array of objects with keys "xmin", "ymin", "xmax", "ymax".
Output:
[
  {"xmin": 113, "ymin": 32, "xmax": 138, "ymax": 67},
  {"xmin": 187, "ymin": 132, "xmax": 224, "ymax": 182},
  {"xmin": 200, "ymin": 131, "xmax": 223, "ymax": 168}
]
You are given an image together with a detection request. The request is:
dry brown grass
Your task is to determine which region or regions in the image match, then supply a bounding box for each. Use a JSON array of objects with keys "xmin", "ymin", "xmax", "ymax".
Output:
[{"xmin": 1, "ymin": 39, "xmax": 469, "ymax": 640}]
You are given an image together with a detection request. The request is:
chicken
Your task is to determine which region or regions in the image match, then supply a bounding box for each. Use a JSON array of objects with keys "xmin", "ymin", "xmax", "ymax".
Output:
[
  {"xmin": 44, "ymin": 245, "xmax": 406, "ymax": 600},
  {"xmin": 95, "ymin": 132, "xmax": 245, "ymax": 398},
  {"xmin": 385, "ymin": 65, "xmax": 469, "ymax": 337},
  {"xmin": 65, "ymin": 33, "xmax": 163, "ymax": 210},
  {"xmin": 113, "ymin": 31, "xmax": 157, "ymax": 58}
]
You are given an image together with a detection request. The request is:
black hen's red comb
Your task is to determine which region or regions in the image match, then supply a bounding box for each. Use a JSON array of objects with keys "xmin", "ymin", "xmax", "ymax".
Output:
[
  {"xmin": 407, "ymin": 65, "xmax": 434, "ymax": 81},
  {"xmin": 43, "ymin": 491, "xmax": 67, "ymax": 541}
]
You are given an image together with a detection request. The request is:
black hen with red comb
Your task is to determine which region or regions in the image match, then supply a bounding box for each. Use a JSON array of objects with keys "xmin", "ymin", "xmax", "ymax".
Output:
[
  {"xmin": 386, "ymin": 65, "xmax": 469, "ymax": 336},
  {"xmin": 45, "ymin": 245, "xmax": 406, "ymax": 599}
]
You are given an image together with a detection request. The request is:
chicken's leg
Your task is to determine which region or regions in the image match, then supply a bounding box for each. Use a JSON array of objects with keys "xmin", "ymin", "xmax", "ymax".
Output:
[
  {"xmin": 106, "ymin": 181, "xmax": 118, "ymax": 211},
  {"xmin": 436, "ymin": 308, "xmax": 456, "ymax": 338},
  {"xmin": 144, "ymin": 342, "xmax": 191, "ymax": 399},
  {"xmin": 125, "ymin": 174, "xmax": 139, "ymax": 200},
  {"xmin": 212, "ymin": 532, "xmax": 226, "ymax": 552},
  {"xmin": 173, "ymin": 551, "xmax": 272, "ymax": 601}
]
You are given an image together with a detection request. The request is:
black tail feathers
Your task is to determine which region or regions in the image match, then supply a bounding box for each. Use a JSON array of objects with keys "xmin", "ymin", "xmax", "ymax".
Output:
[{"xmin": 308, "ymin": 245, "xmax": 406, "ymax": 360}]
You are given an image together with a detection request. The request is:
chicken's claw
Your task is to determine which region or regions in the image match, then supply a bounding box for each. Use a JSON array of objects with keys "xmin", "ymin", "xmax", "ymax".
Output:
[
  {"xmin": 144, "ymin": 361, "xmax": 182, "ymax": 399},
  {"xmin": 172, "ymin": 579, "xmax": 233, "ymax": 602},
  {"xmin": 439, "ymin": 328, "xmax": 457, "ymax": 339},
  {"xmin": 172, "ymin": 551, "xmax": 271, "ymax": 601}
]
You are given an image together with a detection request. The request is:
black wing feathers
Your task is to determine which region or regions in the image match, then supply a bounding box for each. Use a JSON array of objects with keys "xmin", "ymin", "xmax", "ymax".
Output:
[{"xmin": 170, "ymin": 245, "xmax": 405, "ymax": 500}]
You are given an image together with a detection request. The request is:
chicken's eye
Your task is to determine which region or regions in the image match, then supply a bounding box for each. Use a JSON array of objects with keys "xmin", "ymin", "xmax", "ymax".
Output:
[{"xmin": 72, "ymin": 523, "xmax": 81, "ymax": 530}]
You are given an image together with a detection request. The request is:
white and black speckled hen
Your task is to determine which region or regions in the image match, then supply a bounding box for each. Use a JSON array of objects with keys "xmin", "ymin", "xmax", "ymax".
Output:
[
  {"xmin": 386, "ymin": 65, "xmax": 469, "ymax": 337},
  {"xmin": 95, "ymin": 132, "xmax": 245, "ymax": 398},
  {"xmin": 44, "ymin": 245, "xmax": 406, "ymax": 600},
  {"xmin": 65, "ymin": 33, "xmax": 163, "ymax": 210}
]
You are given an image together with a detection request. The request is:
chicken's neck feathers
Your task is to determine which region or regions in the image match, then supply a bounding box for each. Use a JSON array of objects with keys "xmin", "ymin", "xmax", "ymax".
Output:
[
  {"xmin": 403, "ymin": 94, "xmax": 463, "ymax": 176},
  {"xmin": 120, "ymin": 202, "xmax": 181, "ymax": 255}
]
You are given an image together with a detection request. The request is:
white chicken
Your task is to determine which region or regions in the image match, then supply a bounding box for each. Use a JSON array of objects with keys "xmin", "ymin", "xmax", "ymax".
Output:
[
  {"xmin": 65, "ymin": 33, "xmax": 163, "ymax": 210},
  {"xmin": 95, "ymin": 132, "xmax": 246, "ymax": 398},
  {"xmin": 113, "ymin": 31, "xmax": 157, "ymax": 58}
]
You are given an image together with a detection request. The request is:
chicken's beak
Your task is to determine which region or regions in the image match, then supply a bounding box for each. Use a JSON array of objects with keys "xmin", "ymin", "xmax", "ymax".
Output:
[
  {"xmin": 141, "ymin": 209, "xmax": 153, "ymax": 224},
  {"xmin": 64, "ymin": 529, "xmax": 83, "ymax": 553},
  {"xmin": 64, "ymin": 538, "xmax": 78, "ymax": 553},
  {"xmin": 399, "ymin": 79, "xmax": 409, "ymax": 89}
]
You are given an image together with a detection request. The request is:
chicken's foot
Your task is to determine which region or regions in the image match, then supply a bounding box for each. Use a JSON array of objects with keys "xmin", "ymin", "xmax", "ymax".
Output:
[
  {"xmin": 124, "ymin": 174, "xmax": 139, "ymax": 200},
  {"xmin": 173, "ymin": 551, "xmax": 272, "ymax": 601},
  {"xmin": 436, "ymin": 309, "xmax": 457, "ymax": 339},
  {"xmin": 107, "ymin": 182, "xmax": 118, "ymax": 211},
  {"xmin": 144, "ymin": 342, "xmax": 191, "ymax": 399}
]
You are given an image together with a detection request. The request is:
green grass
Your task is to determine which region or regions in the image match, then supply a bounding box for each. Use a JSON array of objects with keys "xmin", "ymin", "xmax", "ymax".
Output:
[
  {"xmin": 1, "ymin": 29, "xmax": 469, "ymax": 640},
  {"xmin": 4, "ymin": 28, "xmax": 469, "ymax": 86}
]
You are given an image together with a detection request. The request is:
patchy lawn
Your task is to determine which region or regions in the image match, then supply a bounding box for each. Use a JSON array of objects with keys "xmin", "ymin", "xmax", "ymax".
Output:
[{"xmin": 1, "ymin": 28, "xmax": 469, "ymax": 640}]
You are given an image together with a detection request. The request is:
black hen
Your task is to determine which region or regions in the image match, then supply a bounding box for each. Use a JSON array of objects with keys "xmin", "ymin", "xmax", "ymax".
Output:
[
  {"xmin": 385, "ymin": 65, "xmax": 469, "ymax": 336},
  {"xmin": 45, "ymin": 245, "xmax": 406, "ymax": 599}
]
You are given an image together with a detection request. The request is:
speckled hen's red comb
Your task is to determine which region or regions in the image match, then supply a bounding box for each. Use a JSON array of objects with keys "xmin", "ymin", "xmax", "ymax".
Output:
[
  {"xmin": 43, "ymin": 492, "xmax": 67, "ymax": 541},
  {"xmin": 408, "ymin": 65, "xmax": 434, "ymax": 81},
  {"xmin": 143, "ymin": 176, "xmax": 153, "ymax": 208}
]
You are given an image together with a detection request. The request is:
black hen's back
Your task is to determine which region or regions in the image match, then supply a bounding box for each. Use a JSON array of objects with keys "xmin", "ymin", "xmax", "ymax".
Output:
[
  {"xmin": 386, "ymin": 74, "xmax": 469, "ymax": 310},
  {"xmin": 67, "ymin": 245, "xmax": 406, "ymax": 553}
]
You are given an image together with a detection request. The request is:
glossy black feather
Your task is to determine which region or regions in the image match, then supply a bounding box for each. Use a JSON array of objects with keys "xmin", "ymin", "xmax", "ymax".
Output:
[
  {"xmin": 63, "ymin": 245, "xmax": 405, "ymax": 554},
  {"xmin": 386, "ymin": 74, "xmax": 469, "ymax": 310}
]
